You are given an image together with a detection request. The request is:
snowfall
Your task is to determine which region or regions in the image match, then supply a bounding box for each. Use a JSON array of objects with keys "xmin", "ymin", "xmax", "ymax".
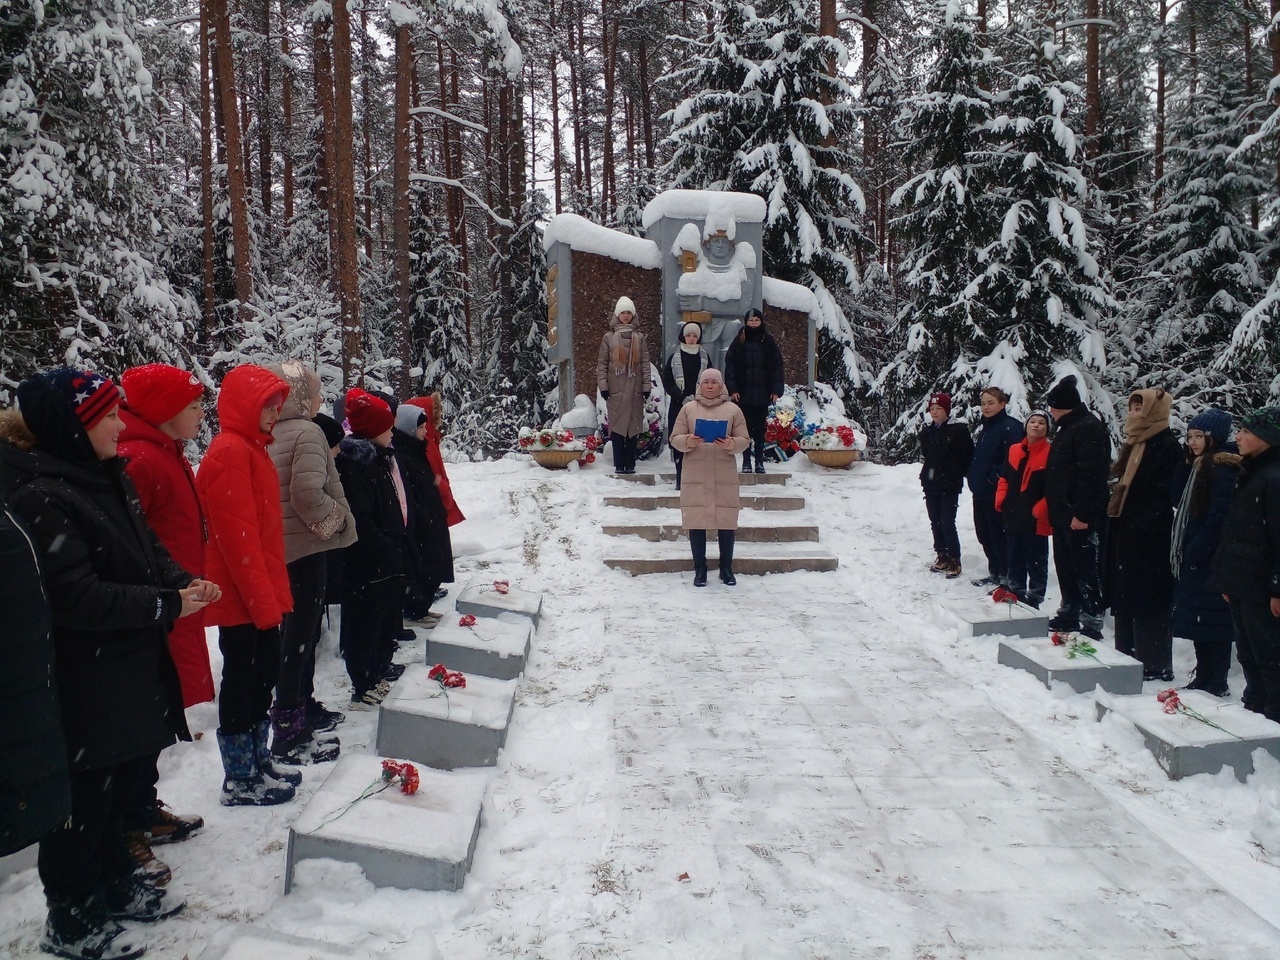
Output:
[{"xmin": 4, "ymin": 453, "xmax": 1280, "ymax": 960}]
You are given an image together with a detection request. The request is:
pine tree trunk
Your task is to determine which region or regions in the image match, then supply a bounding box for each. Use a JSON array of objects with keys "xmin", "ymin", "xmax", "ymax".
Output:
[
  {"xmin": 314, "ymin": 19, "xmax": 338, "ymax": 282},
  {"xmin": 637, "ymin": 38, "xmax": 655, "ymax": 171},
  {"xmin": 1154, "ymin": 0, "xmax": 1167, "ymax": 198},
  {"xmin": 393, "ymin": 24, "xmax": 413, "ymax": 396},
  {"xmin": 280, "ymin": 0, "xmax": 293, "ymax": 226},
  {"xmin": 1085, "ymin": 0, "xmax": 1099, "ymax": 159},
  {"xmin": 1271, "ymin": 0, "xmax": 1280, "ymax": 188},
  {"xmin": 210, "ymin": 0, "xmax": 254, "ymax": 321},
  {"xmin": 360, "ymin": 7, "xmax": 375, "ymax": 261},
  {"xmin": 601, "ymin": 7, "xmax": 618, "ymax": 217},
  {"xmin": 331, "ymin": 0, "xmax": 363, "ymax": 387},
  {"xmin": 259, "ymin": 0, "xmax": 272, "ymax": 222},
  {"xmin": 200, "ymin": 0, "xmax": 216, "ymax": 339},
  {"xmin": 550, "ymin": 0, "xmax": 564, "ymax": 212}
]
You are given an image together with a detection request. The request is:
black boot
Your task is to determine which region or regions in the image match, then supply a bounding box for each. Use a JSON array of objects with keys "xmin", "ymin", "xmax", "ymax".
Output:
[
  {"xmin": 690, "ymin": 530, "xmax": 708, "ymax": 586},
  {"xmin": 741, "ymin": 451, "xmax": 752, "ymax": 473},
  {"xmin": 674, "ymin": 456, "xmax": 683, "ymax": 491},
  {"xmin": 718, "ymin": 530, "xmax": 737, "ymax": 585},
  {"xmin": 754, "ymin": 441, "xmax": 766, "ymax": 474}
]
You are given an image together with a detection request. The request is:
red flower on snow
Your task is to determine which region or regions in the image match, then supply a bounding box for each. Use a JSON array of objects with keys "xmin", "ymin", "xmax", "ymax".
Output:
[
  {"xmin": 492, "ymin": 579, "xmax": 511, "ymax": 594},
  {"xmin": 380, "ymin": 759, "xmax": 421, "ymax": 795},
  {"xmin": 459, "ymin": 614, "xmax": 477, "ymax": 627},
  {"xmin": 428, "ymin": 663, "xmax": 467, "ymax": 689}
]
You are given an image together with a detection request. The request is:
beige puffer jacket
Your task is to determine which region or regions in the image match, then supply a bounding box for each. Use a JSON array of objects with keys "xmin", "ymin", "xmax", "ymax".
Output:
[
  {"xmin": 670, "ymin": 387, "xmax": 750, "ymax": 531},
  {"xmin": 267, "ymin": 362, "xmax": 357, "ymax": 562},
  {"xmin": 596, "ymin": 315, "xmax": 652, "ymax": 437}
]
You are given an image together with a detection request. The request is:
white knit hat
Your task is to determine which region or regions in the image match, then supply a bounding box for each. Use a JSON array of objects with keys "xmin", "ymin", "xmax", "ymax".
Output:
[
  {"xmin": 681, "ymin": 322, "xmax": 702, "ymax": 341},
  {"xmin": 614, "ymin": 296, "xmax": 637, "ymax": 318}
]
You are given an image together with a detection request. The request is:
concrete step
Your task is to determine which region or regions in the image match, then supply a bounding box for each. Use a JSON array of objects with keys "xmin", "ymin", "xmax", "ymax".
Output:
[
  {"xmin": 601, "ymin": 521, "xmax": 820, "ymax": 543},
  {"xmin": 603, "ymin": 490, "xmax": 806, "ymax": 511},
  {"xmin": 610, "ymin": 471, "xmax": 791, "ymax": 487},
  {"xmin": 604, "ymin": 541, "xmax": 838, "ymax": 576}
]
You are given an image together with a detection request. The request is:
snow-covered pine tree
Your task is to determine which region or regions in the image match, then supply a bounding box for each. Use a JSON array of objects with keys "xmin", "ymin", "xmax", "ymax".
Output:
[
  {"xmin": 0, "ymin": 0, "xmax": 198, "ymax": 392},
  {"xmin": 407, "ymin": 200, "xmax": 474, "ymax": 416},
  {"xmin": 1128, "ymin": 30, "xmax": 1267, "ymax": 414},
  {"xmin": 877, "ymin": 0, "xmax": 1005, "ymax": 454},
  {"xmin": 980, "ymin": 13, "xmax": 1114, "ymax": 422}
]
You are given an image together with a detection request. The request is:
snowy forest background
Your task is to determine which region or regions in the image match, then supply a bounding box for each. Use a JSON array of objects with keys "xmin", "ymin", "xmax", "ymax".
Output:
[{"xmin": 3, "ymin": 0, "xmax": 1280, "ymax": 459}]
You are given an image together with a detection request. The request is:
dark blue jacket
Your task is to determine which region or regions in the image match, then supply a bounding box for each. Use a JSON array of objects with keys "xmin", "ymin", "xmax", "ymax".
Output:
[
  {"xmin": 967, "ymin": 410, "xmax": 1024, "ymax": 499},
  {"xmin": 1171, "ymin": 448, "xmax": 1240, "ymax": 642},
  {"xmin": 1044, "ymin": 406, "xmax": 1112, "ymax": 522},
  {"xmin": 919, "ymin": 421, "xmax": 974, "ymax": 496},
  {"xmin": 1209, "ymin": 445, "xmax": 1280, "ymax": 601}
]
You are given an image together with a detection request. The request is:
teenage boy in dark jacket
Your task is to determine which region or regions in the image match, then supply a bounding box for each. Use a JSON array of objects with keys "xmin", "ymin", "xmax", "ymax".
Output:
[
  {"xmin": 1043, "ymin": 375, "xmax": 1111, "ymax": 640},
  {"xmin": 966, "ymin": 386, "xmax": 1024, "ymax": 588},
  {"xmin": 919, "ymin": 392, "xmax": 975, "ymax": 578},
  {"xmin": 1209, "ymin": 406, "xmax": 1280, "ymax": 721},
  {"xmin": 4, "ymin": 368, "xmax": 220, "ymax": 960}
]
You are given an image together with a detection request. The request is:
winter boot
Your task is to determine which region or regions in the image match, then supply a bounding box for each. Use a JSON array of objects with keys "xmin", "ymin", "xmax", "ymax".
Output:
[
  {"xmin": 741, "ymin": 451, "xmax": 752, "ymax": 473},
  {"xmin": 123, "ymin": 832, "xmax": 171, "ymax": 886},
  {"xmin": 929, "ymin": 552, "xmax": 949, "ymax": 573},
  {"xmin": 674, "ymin": 458, "xmax": 683, "ymax": 492},
  {"xmin": 1047, "ymin": 611, "xmax": 1079, "ymax": 633},
  {"xmin": 270, "ymin": 705, "xmax": 340, "ymax": 766},
  {"xmin": 718, "ymin": 530, "xmax": 737, "ymax": 586},
  {"xmin": 306, "ymin": 699, "xmax": 346, "ymax": 734},
  {"xmin": 102, "ymin": 876, "xmax": 185, "ymax": 923},
  {"xmin": 217, "ymin": 729, "xmax": 295, "ymax": 807},
  {"xmin": 944, "ymin": 556, "xmax": 962, "ymax": 580},
  {"xmin": 690, "ymin": 529, "xmax": 708, "ymax": 587},
  {"xmin": 141, "ymin": 802, "xmax": 203, "ymax": 846},
  {"xmin": 754, "ymin": 441, "xmax": 766, "ymax": 474},
  {"xmin": 41, "ymin": 900, "xmax": 144, "ymax": 960},
  {"xmin": 253, "ymin": 720, "xmax": 303, "ymax": 786}
]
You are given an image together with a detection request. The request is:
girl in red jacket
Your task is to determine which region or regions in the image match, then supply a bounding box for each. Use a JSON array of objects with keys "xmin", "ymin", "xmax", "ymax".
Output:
[
  {"xmin": 994, "ymin": 411, "xmax": 1053, "ymax": 608},
  {"xmin": 196, "ymin": 365, "xmax": 297, "ymax": 806},
  {"xmin": 117, "ymin": 364, "xmax": 210, "ymax": 883}
]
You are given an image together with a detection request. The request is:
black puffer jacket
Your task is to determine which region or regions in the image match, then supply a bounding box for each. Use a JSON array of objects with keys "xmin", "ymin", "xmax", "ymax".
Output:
[
  {"xmin": 724, "ymin": 324, "xmax": 784, "ymax": 407},
  {"xmin": 1171, "ymin": 448, "xmax": 1240, "ymax": 642},
  {"xmin": 0, "ymin": 504, "xmax": 69, "ymax": 855},
  {"xmin": 336, "ymin": 436, "xmax": 410, "ymax": 589},
  {"xmin": 919, "ymin": 421, "xmax": 974, "ymax": 495},
  {"xmin": 1103, "ymin": 428, "xmax": 1179, "ymax": 615},
  {"xmin": 967, "ymin": 410, "xmax": 1024, "ymax": 499},
  {"xmin": 393, "ymin": 429, "xmax": 455, "ymax": 588},
  {"xmin": 1209, "ymin": 445, "xmax": 1280, "ymax": 601},
  {"xmin": 662, "ymin": 348, "xmax": 711, "ymax": 442},
  {"xmin": 2, "ymin": 387, "xmax": 192, "ymax": 772},
  {"xmin": 1044, "ymin": 406, "xmax": 1112, "ymax": 522}
]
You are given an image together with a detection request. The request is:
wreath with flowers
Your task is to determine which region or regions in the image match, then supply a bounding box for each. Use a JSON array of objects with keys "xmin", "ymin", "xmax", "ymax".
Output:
[
  {"xmin": 516, "ymin": 427, "xmax": 603, "ymax": 464},
  {"xmin": 765, "ymin": 386, "xmax": 868, "ymax": 459}
]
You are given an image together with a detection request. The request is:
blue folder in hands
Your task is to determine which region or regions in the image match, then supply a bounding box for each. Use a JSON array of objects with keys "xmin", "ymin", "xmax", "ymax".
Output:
[{"xmin": 694, "ymin": 418, "xmax": 728, "ymax": 442}]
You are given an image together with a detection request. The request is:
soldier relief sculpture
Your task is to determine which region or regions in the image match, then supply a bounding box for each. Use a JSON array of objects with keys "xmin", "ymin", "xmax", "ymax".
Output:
[{"xmin": 673, "ymin": 214, "xmax": 756, "ymax": 371}]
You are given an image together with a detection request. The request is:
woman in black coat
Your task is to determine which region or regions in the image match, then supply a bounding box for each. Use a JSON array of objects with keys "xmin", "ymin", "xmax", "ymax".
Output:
[
  {"xmin": 2, "ymin": 368, "xmax": 217, "ymax": 955},
  {"xmin": 393, "ymin": 404, "xmax": 455, "ymax": 621},
  {"xmin": 1209, "ymin": 406, "xmax": 1280, "ymax": 721},
  {"xmin": 724, "ymin": 307, "xmax": 784, "ymax": 474},
  {"xmin": 662, "ymin": 321, "xmax": 712, "ymax": 490},
  {"xmin": 1170, "ymin": 409, "xmax": 1239, "ymax": 697},
  {"xmin": 1105, "ymin": 388, "xmax": 1180, "ymax": 682}
]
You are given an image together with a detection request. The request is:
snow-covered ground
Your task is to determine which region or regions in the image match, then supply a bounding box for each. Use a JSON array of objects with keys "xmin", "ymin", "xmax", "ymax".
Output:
[{"xmin": 4, "ymin": 455, "xmax": 1280, "ymax": 959}]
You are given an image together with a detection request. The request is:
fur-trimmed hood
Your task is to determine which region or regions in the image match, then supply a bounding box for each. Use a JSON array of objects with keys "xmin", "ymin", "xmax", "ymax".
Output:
[{"xmin": 0, "ymin": 409, "xmax": 36, "ymax": 451}]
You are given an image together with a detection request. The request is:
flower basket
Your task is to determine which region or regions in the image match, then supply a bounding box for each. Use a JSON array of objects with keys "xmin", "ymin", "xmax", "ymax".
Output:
[
  {"xmin": 803, "ymin": 448, "xmax": 859, "ymax": 469},
  {"xmin": 530, "ymin": 449, "xmax": 583, "ymax": 470}
]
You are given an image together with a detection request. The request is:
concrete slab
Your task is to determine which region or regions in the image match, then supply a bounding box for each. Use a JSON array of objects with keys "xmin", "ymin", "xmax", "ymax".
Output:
[
  {"xmin": 426, "ymin": 612, "xmax": 532, "ymax": 680},
  {"xmin": 600, "ymin": 522, "xmax": 820, "ymax": 543},
  {"xmin": 200, "ymin": 930, "xmax": 363, "ymax": 960},
  {"xmin": 958, "ymin": 596, "xmax": 1050, "ymax": 638},
  {"xmin": 376, "ymin": 665, "xmax": 517, "ymax": 770},
  {"xmin": 285, "ymin": 754, "xmax": 487, "ymax": 894},
  {"xmin": 656, "ymin": 471, "xmax": 792, "ymax": 486},
  {"xmin": 1095, "ymin": 689, "xmax": 1280, "ymax": 781},
  {"xmin": 454, "ymin": 576, "xmax": 542, "ymax": 626},
  {"xmin": 603, "ymin": 490, "xmax": 806, "ymax": 511},
  {"xmin": 998, "ymin": 638, "xmax": 1144, "ymax": 694},
  {"xmin": 0, "ymin": 844, "xmax": 36, "ymax": 881},
  {"xmin": 604, "ymin": 540, "xmax": 838, "ymax": 575}
]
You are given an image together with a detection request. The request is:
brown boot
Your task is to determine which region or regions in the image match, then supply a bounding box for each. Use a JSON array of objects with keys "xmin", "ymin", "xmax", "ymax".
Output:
[
  {"xmin": 944, "ymin": 557, "xmax": 963, "ymax": 579},
  {"xmin": 125, "ymin": 831, "xmax": 172, "ymax": 886},
  {"xmin": 929, "ymin": 552, "xmax": 948, "ymax": 573}
]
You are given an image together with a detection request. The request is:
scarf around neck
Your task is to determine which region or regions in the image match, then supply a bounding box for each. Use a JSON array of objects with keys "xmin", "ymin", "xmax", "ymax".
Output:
[{"xmin": 1107, "ymin": 388, "xmax": 1172, "ymax": 518}]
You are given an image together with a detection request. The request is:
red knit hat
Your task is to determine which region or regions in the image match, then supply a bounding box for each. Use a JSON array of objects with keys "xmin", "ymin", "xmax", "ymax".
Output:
[
  {"xmin": 928, "ymin": 392, "xmax": 952, "ymax": 416},
  {"xmin": 121, "ymin": 364, "xmax": 205, "ymax": 428},
  {"xmin": 345, "ymin": 387, "xmax": 394, "ymax": 439}
]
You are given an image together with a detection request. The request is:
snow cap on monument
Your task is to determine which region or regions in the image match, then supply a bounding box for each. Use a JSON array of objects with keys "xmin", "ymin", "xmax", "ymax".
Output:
[
  {"xmin": 121, "ymin": 364, "xmax": 204, "ymax": 428},
  {"xmin": 614, "ymin": 296, "xmax": 636, "ymax": 319},
  {"xmin": 345, "ymin": 388, "xmax": 394, "ymax": 439},
  {"xmin": 1045, "ymin": 375, "xmax": 1082, "ymax": 411}
]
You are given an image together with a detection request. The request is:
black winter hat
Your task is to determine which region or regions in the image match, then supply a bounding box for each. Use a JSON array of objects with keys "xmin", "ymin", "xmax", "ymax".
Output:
[
  {"xmin": 1242, "ymin": 405, "xmax": 1280, "ymax": 447},
  {"xmin": 313, "ymin": 411, "xmax": 345, "ymax": 449},
  {"xmin": 1045, "ymin": 375, "xmax": 1082, "ymax": 410}
]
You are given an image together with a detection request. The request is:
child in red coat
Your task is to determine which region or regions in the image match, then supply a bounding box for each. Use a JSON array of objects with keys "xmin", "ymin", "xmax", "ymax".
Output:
[
  {"xmin": 994, "ymin": 411, "xmax": 1053, "ymax": 608},
  {"xmin": 196, "ymin": 365, "xmax": 297, "ymax": 806}
]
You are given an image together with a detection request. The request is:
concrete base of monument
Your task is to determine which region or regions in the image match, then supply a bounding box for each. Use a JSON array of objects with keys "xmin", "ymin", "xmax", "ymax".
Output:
[
  {"xmin": 957, "ymin": 596, "xmax": 1050, "ymax": 638},
  {"xmin": 0, "ymin": 844, "xmax": 35, "ymax": 882},
  {"xmin": 454, "ymin": 576, "xmax": 543, "ymax": 626},
  {"xmin": 199, "ymin": 930, "xmax": 359, "ymax": 960},
  {"xmin": 1095, "ymin": 689, "xmax": 1280, "ymax": 781},
  {"xmin": 426, "ymin": 613, "xmax": 532, "ymax": 680},
  {"xmin": 376, "ymin": 665, "xmax": 517, "ymax": 770},
  {"xmin": 284, "ymin": 755, "xmax": 486, "ymax": 894},
  {"xmin": 997, "ymin": 638, "xmax": 1144, "ymax": 695}
]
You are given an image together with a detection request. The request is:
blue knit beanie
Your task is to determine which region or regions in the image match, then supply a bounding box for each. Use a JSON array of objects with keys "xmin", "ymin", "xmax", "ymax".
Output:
[{"xmin": 1187, "ymin": 408, "xmax": 1232, "ymax": 447}]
